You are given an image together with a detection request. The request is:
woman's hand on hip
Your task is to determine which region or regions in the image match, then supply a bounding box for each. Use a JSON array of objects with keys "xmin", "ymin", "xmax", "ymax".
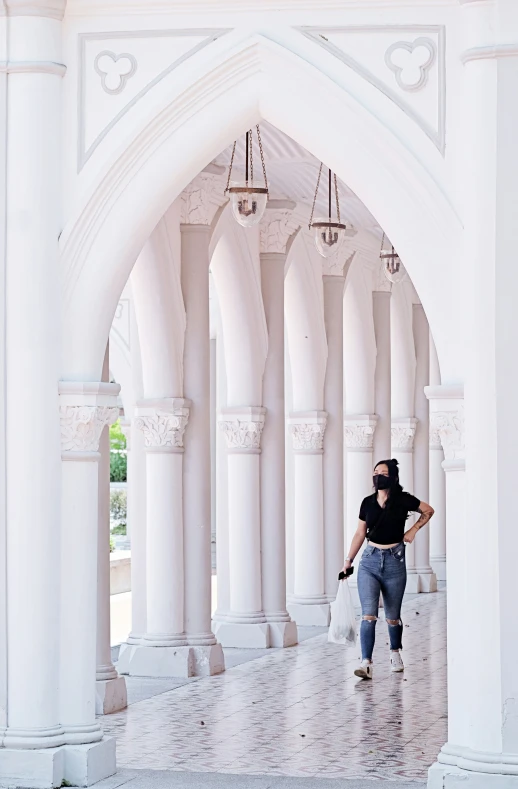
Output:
[{"xmin": 404, "ymin": 526, "xmax": 418, "ymax": 544}]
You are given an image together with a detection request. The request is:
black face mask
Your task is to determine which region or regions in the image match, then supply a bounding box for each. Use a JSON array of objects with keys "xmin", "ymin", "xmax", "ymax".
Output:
[{"xmin": 373, "ymin": 474, "xmax": 392, "ymax": 491}]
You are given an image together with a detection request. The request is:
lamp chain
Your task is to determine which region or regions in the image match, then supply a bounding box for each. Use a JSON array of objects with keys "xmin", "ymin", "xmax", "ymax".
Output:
[
  {"xmin": 309, "ymin": 161, "xmax": 323, "ymax": 229},
  {"xmin": 248, "ymin": 128, "xmax": 254, "ymax": 186},
  {"xmin": 334, "ymin": 173, "xmax": 341, "ymax": 224},
  {"xmin": 225, "ymin": 141, "xmax": 237, "ymax": 194},
  {"xmin": 257, "ymin": 124, "xmax": 268, "ymax": 190}
]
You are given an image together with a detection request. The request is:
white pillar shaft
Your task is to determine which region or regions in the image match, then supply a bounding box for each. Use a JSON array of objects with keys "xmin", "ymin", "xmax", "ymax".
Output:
[
  {"xmin": 413, "ymin": 305, "xmax": 434, "ymax": 584},
  {"xmin": 228, "ymin": 453, "xmax": 262, "ymax": 615},
  {"xmin": 97, "ymin": 348, "xmax": 117, "ymax": 679},
  {"xmin": 181, "ymin": 226, "xmax": 215, "ymax": 644},
  {"xmin": 323, "ymin": 275, "xmax": 345, "ymax": 599},
  {"xmin": 260, "ymin": 253, "xmax": 289, "ymax": 619},
  {"xmin": 127, "ymin": 421, "xmax": 147, "ymax": 641},
  {"xmin": 373, "ymin": 292, "xmax": 391, "ymax": 462},
  {"xmin": 293, "ymin": 454, "xmax": 324, "ymax": 598},
  {"xmin": 4, "ymin": 21, "xmax": 63, "ymax": 747},
  {"xmin": 97, "ymin": 424, "xmax": 116, "ymax": 678},
  {"xmin": 61, "ymin": 456, "xmax": 102, "ymax": 740},
  {"xmin": 215, "ymin": 328, "xmax": 230, "ymax": 618},
  {"xmin": 345, "ymin": 447, "xmax": 374, "ymax": 562},
  {"xmin": 395, "ymin": 449, "xmax": 417, "ymax": 571},
  {"xmin": 145, "ymin": 452, "xmax": 185, "ymax": 639},
  {"xmin": 429, "ymin": 338, "xmax": 446, "ymax": 579}
]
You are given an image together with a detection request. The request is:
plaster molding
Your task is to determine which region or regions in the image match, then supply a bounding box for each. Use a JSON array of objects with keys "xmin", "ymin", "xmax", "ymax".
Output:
[
  {"xmin": 0, "ymin": 61, "xmax": 66, "ymax": 77},
  {"xmin": 391, "ymin": 417, "xmax": 418, "ymax": 452},
  {"xmin": 374, "ymin": 259, "xmax": 393, "ymax": 293},
  {"xmin": 324, "ymin": 249, "xmax": 355, "ymax": 277},
  {"xmin": 119, "ymin": 418, "xmax": 132, "ymax": 451},
  {"xmin": 135, "ymin": 399, "xmax": 190, "ymax": 451},
  {"xmin": 0, "ymin": 0, "xmax": 66, "ymax": 18},
  {"xmin": 297, "ymin": 25, "xmax": 446, "ymax": 155},
  {"xmin": 260, "ymin": 210, "xmax": 300, "ymax": 254},
  {"xmin": 385, "ymin": 37, "xmax": 436, "ymax": 92},
  {"xmin": 424, "ymin": 385, "xmax": 465, "ymax": 463},
  {"xmin": 288, "ymin": 411, "xmax": 328, "ymax": 453},
  {"xmin": 461, "ymin": 43, "xmax": 518, "ymax": 64},
  {"xmin": 59, "ymin": 381, "xmax": 122, "ymax": 455},
  {"xmin": 67, "ymin": 0, "xmax": 458, "ymax": 14},
  {"xmin": 218, "ymin": 407, "xmax": 266, "ymax": 452},
  {"xmin": 60, "ymin": 405, "xmax": 119, "ymax": 454},
  {"xmin": 77, "ymin": 28, "xmax": 232, "ymax": 171},
  {"xmin": 94, "ymin": 51, "xmax": 138, "ymax": 95},
  {"xmin": 344, "ymin": 415, "xmax": 378, "ymax": 451},
  {"xmin": 181, "ymin": 171, "xmax": 228, "ymax": 225}
]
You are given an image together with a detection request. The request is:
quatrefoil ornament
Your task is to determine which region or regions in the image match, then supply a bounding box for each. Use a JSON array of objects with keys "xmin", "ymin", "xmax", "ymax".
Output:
[
  {"xmin": 385, "ymin": 38, "xmax": 436, "ymax": 92},
  {"xmin": 94, "ymin": 51, "xmax": 137, "ymax": 95}
]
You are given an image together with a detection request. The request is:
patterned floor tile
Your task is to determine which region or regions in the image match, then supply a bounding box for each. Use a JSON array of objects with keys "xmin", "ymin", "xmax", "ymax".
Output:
[{"xmin": 102, "ymin": 591, "xmax": 447, "ymax": 782}]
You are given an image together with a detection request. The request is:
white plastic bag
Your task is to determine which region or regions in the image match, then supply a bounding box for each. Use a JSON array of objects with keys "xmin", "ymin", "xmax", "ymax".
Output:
[{"xmin": 328, "ymin": 580, "xmax": 357, "ymax": 646}]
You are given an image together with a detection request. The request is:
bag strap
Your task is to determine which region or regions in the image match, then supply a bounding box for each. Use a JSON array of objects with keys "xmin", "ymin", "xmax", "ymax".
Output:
[{"xmin": 367, "ymin": 503, "xmax": 388, "ymax": 543}]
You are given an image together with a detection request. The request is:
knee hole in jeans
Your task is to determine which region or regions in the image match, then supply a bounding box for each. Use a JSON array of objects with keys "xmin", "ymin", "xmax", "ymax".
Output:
[
  {"xmin": 387, "ymin": 619, "xmax": 401, "ymax": 626},
  {"xmin": 362, "ymin": 616, "xmax": 377, "ymax": 622}
]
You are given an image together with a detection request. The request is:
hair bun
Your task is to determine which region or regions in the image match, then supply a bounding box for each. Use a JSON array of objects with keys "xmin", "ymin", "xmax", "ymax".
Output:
[{"xmin": 390, "ymin": 458, "xmax": 399, "ymax": 466}]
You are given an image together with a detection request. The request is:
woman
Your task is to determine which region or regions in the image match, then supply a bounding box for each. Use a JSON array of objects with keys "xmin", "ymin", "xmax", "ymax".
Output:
[{"xmin": 342, "ymin": 458, "xmax": 434, "ymax": 679}]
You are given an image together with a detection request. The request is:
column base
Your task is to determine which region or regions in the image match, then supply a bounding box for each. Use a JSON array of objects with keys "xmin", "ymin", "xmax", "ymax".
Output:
[
  {"xmin": 287, "ymin": 602, "xmax": 330, "ymax": 626},
  {"xmin": 116, "ymin": 641, "xmax": 135, "ymax": 674},
  {"xmin": 213, "ymin": 621, "xmax": 270, "ymax": 648},
  {"xmin": 190, "ymin": 643, "xmax": 225, "ymax": 676},
  {"xmin": 96, "ymin": 675, "xmax": 128, "ymax": 715},
  {"xmin": 0, "ymin": 746, "xmax": 65, "ymax": 789},
  {"xmin": 418, "ymin": 571, "xmax": 438, "ymax": 593},
  {"xmin": 268, "ymin": 620, "xmax": 298, "ymax": 648},
  {"xmin": 405, "ymin": 573, "xmax": 421, "ymax": 594},
  {"xmin": 64, "ymin": 737, "xmax": 116, "ymax": 787},
  {"xmin": 118, "ymin": 644, "xmax": 195, "ymax": 678},
  {"xmin": 429, "ymin": 761, "xmax": 518, "ymax": 788},
  {"xmin": 431, "ymin": 557, "xmax": 447, "ymax": 581}
]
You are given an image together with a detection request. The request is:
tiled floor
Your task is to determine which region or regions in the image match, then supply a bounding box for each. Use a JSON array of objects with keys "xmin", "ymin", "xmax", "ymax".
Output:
[{"xmin": 102, "ymin": 591, "xmax": 446, "ymax": 782}]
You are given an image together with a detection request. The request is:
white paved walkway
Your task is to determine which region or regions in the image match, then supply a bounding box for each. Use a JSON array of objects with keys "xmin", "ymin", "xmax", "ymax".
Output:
[{"xmin": 101, "ymin": 592, "xmax": 446, "ymax": 783}]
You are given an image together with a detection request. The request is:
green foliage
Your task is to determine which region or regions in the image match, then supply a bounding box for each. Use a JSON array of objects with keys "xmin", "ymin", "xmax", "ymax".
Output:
[
  {"xmin": 110, "ymin": 489, "xmax": 127, "ymax": 523},
  {"xmin": 110, "ymin": 420, "xmax": 127, "ymax": 482},
  {"xmin": 109, "ymin": 419, "xmax": 126, "ymax": 451},
  {"xmin": 111, "ymin": 523, "xmax": 127, "ymax": 536},
  {"xmin": 110, "ymin": 451, "xmax": 127, "ymax": 482},
  {"xmin": 109, "ymin": 536, "xmax": 115, "ymax": 553}
]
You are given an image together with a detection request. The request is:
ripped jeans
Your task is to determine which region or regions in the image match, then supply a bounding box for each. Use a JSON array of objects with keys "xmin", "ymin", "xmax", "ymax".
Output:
[{"xmin": 357, "ymin": 542, "xmax": 407, "ymax": 660}]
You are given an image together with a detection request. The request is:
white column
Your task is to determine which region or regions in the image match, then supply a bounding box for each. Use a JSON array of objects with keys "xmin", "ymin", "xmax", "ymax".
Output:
[
  {"xmin": 413, "ymin": 305, "xmax": 436, "ymax": 593},
  {"xmin": 373, "ymin": 290, "xmax": 392, "ymax": 461},
  {"xmin": 213, "ymin": 318, "xmax": 230, "ymax": 622},
  {"xmin": 96, "ymin": 347, "xmax": 127, "ymax": 713},
  {"xmin": 323, "ymin": 274, "xmax": 345, "ymax": 603},
  {"xmin": 260, "ymin": 248, "xmax": 297, "ymax": 648},
  {"xmin": 429, "ymin": 339, "xmax": 446, "ymax": 581},
  {"xmin": 287, "ymin": 412, "xmax": 329, "ymax": 626},
  {"xmin": 214, "ymin": 408, "xmax": 270, "ymax": 648},
  {"xmin": 59, "ymin": 383, "xmax": 119, "ymax": 785},
  {"xmin": 344, "ymin": 416, "xmax": 378, "ymax": 582},
  {"xmin": 181, "ymin": 224, "xmax": 224, "ymax": 675},
  {"xmin": 426, "ymin": 387, "xmax": 466, "ymax": 786},
  {"xmin": 391, "ymin": 418, "xmax": 419, "ymax": 592},
  {"xmin": 124, "ymin": 400, "xmax": 192, "ymax": 677}
]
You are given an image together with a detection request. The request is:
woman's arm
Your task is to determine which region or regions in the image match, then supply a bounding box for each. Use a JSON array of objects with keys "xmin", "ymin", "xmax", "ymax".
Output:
[
  {"xmin": 404, "ymin": 501, "xmax": 435, "ymax": 544},
  {"xmin": 342, "ymin": 520, "xmax": 368, "ymax": 571}
]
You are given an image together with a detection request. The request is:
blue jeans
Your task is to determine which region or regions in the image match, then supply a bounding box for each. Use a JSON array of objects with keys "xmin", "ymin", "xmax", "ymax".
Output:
[{"xmin": 357, "ymin": 542, "xmax": 407, "ymax": 660}]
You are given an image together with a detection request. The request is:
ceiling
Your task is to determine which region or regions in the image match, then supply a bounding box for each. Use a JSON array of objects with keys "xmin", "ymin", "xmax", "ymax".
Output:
[{"xmin": 212, "ymin": 121, "xmax": 380, "ymax": 233}]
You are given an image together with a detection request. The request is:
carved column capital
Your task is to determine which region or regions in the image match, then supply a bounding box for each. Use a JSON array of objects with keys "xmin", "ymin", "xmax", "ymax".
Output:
[
  {"xmin": 59, "ymin": 382, "xmax": 121, "ymax": 456},
  {"xmin": 391, "ymin": 418, "xmax": 418, "ymax": 453},
  {"xmin": 425, "ymin": 385, "xmax": 465, "ymax": 468},
  {"xmin": 180, "ymin": 172, "xmax": 227, "ymax": 226},
  {"xmin": 260, "ymin": 209, "xmax": 300, "ymax": 254},
  {"xmin": 218, "ymin": 407, "xmax": 266, "ymax": 454},
  {"xmin": 344, "ymin": 415, "xmax": 378, "ymax": 452},
  {"xmin": 135, "ymin": 398, "xmax": 191, "ymax": 453},
  {"xmin": 288, "ymin": 411, "xmax": 327, "ymax": 454}
]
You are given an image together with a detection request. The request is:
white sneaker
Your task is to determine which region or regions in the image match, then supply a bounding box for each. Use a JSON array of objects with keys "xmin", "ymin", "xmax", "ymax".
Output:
[
  {"xmin": 354, "ymin": 660, "xmax": 373, "ymax": 680},
  {"xmin": 390, "ymin": 651, "xmax": 404, "ymax": 672}
]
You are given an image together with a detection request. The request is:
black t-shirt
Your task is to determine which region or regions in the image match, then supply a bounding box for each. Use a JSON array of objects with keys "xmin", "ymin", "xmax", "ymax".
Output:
[{"xmin": 359, "ymin": 492, "xmax": 421, "ymax": 545}]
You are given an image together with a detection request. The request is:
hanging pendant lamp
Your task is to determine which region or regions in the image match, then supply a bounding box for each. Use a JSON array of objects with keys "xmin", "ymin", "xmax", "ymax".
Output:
[
  {"xmin": 380, "ymin": 232, "xmax": 404, "ymax": 284},
  {"xmin": 224, "ymin": 126, "xmax": 269, "ymax": 228},
  {"xmin": 309, "ymin": 164, "xmax": 346, "ymax": 259}
]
